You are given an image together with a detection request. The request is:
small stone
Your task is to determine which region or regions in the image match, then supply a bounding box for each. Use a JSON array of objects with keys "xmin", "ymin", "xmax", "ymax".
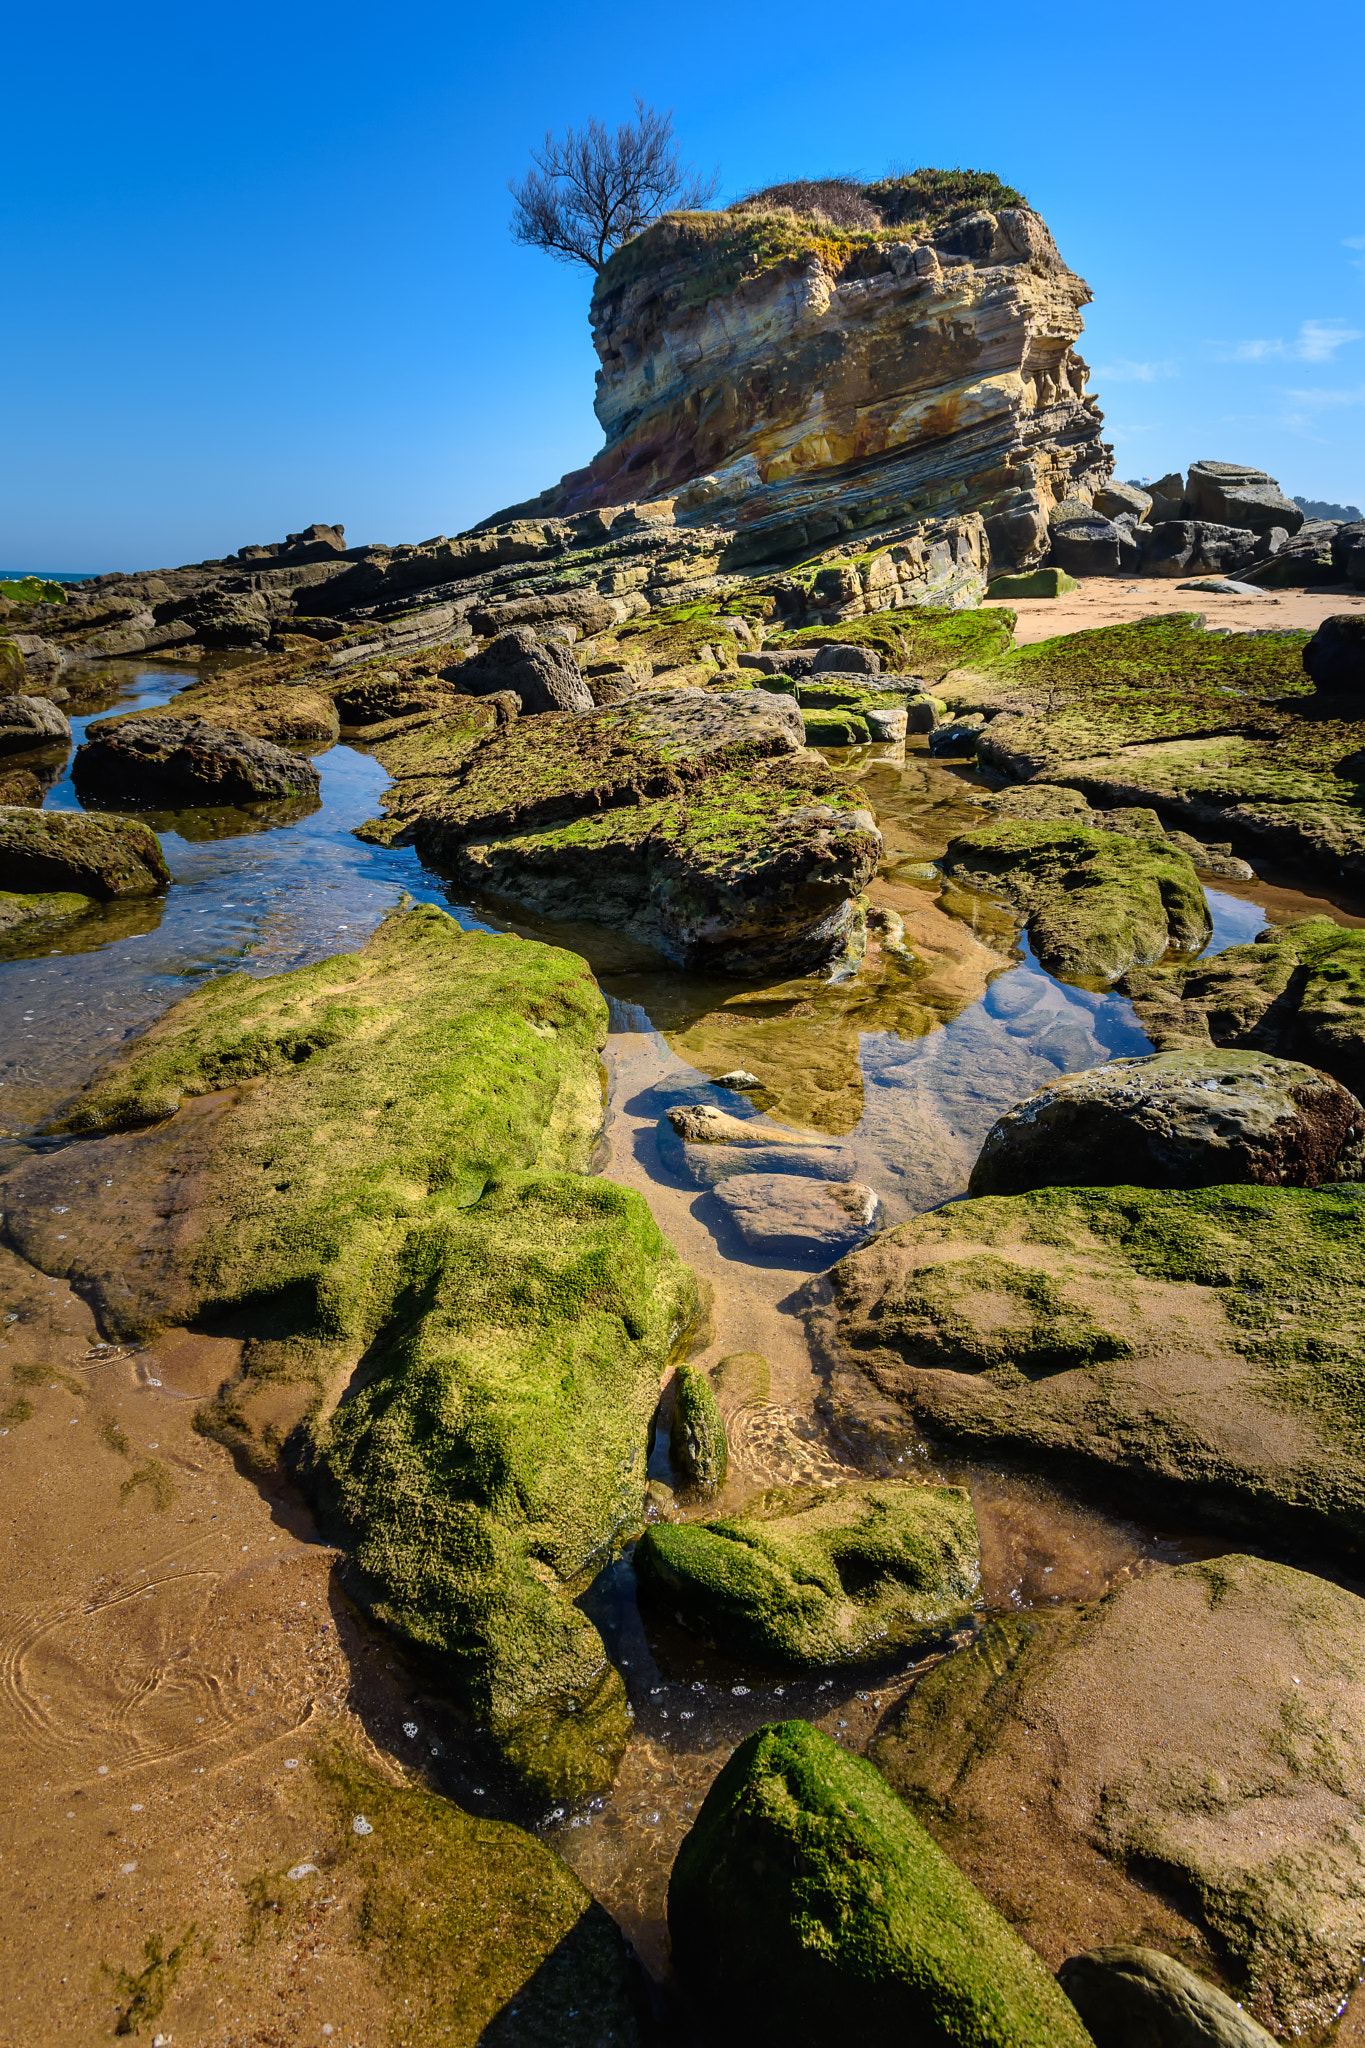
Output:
[
  {"xmin": 351, "ymin": 1815, "xmax": 373, "ymax": 1835},
  {"xmin": 713, "ymin": 1069, "xmax": 761, "ymax": 1090}
]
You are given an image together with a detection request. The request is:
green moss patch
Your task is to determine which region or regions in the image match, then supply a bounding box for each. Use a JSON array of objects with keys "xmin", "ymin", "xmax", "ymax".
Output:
[
  {"xmin": 668, "ymin": 1717, "xmax": 1091, "ymax": 2048},
  {"xmin": 769, "ymin": 603, "xmax": 1015, "ymax": 678},
  {"xmin": 637, "ymin": 1479, "xmax": 978, "ymax": 1668},
  {"xmin": 939, "ymin": 819, "xmax": 1209, "ymax": 981},
  {"xmin": 669, "ymin": 1362, "xmax": 727, "ymax": 1493}
]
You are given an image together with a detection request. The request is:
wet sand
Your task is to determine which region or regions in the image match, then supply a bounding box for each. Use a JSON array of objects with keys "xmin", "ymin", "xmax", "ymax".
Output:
[{"xmin": 984, "ymin": 579, "xmax": 1365, "ymax": 644}]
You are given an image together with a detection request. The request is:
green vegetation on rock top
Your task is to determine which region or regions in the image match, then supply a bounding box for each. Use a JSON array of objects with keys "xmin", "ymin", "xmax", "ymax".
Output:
[
  {"xmin": 636, "ymin": 1480, "xmax": 979, "ymax": 1668},
  {"xmin": 668, "ymin": 1717, "xmax": 1091, "ymax": 2048},
  {"xmin": 770, "ymin": 604, "xmax": 1015, "ymax": 677}
]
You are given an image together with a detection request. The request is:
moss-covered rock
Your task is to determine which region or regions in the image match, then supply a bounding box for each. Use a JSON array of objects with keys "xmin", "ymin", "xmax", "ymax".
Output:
[
  {"xmin": 3, "ymin": 907, "xmax": 696, "ymax": 1800},
  {"xmin": 768, "ymin": 604, "xmax": 1015, "ymax": 679},
  {"xmin": 939, "ymin": 818, "xmax": 1210, "ymax": 980},
  {"xmin": 0, "ymin": 640, "xmax": 27, "ymax": 691},
  {"xmin": 820, "ymin": 1180, "xmax": 1365, "ymax": 1553},
  {"xmin": 0, "ymin": 805, "xmax": 170, "ymax": 897},
  {"xmin": 450, "ymin": 758, "xmax": 880, "ymax": 974},
  {"xmin": 669, "ymin": 1362, "xmax": 727, "ymax": 1493},
  {"xmin": 0, "ymin": 886, "xmax": 98, "ymax": 937},
  {"xmin": 969, "ymin": 1049, "xmax": 1365, "ymax": 1196},
  {"xmin": 987, "ymin": 568, "xmax": 1078, "ymax": 599},
  {"xmin": 74, "ymin": 716, "xmax": 323, "ymax": 807},
  {"xmin": 874, "ymin": 1556, "xmax": 1365, "ymax": 2034},
  {"xmin": 1120, "ymin": 917, "xmax": 1365, "ymax": 1098},
  {"xmin": 94, "ymin": 674, "xmax": 341, "ymax": 749},
  {"xmin": 637, "ymin": 1480, "xmax": 978, "ymax": 1669},
  {"xmin": 668, "ymin": 1717, "xmax": 1092, "ymax": 2048}
]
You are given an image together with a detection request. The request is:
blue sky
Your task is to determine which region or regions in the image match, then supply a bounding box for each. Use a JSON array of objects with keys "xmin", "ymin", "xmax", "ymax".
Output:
[{"xmin": 4, "ymin": 0, "xmax": 1361, "ymax": 571}]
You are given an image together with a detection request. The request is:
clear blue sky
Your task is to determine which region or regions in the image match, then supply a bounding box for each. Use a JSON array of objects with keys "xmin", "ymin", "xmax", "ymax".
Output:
[{"xmin": 4, "ymin": 0, "xmax": 1362, "ymax": 572}]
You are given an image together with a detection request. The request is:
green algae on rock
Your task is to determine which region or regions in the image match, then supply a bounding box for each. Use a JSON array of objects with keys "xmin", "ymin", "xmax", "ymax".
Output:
[
  {"xmin": 309, "ymin": 1741, "xmax": 643, "ymax": 2046},
  {"xmin": 939, "ymin": 818, "xmax": 1209, "ymax": 981},
  {"xmin": 970, "ymin": 1049, "xmax": 1365, "ymax": 1196},
  {"xmin": 0, "ymin": 805, "xmax": 171, "ymax": 898},
  {"xmin": 1120, "ymin": 917, "xmax": 1365, "ymax": 1099},
  {"xmin": 819, "ymin": 1180, "xmax": 1365, "ymax": 1554},
  {"xmin": 5, "ymin": 907, "xmax": 696, "ymax": 1800},
  {"xmin": 636, "ymin": 1480, "xmax": 978, "ymax": 1670},
  {"xmin": 767, "ymin": 604, "xmax": 1015, "ymax": 679},
  {"xmin": 874, "ymin": 1556, "xmax": 1365, "ymax": 2035},
  {"xmin": 668, "ymin": 1718, "xmax": 1092, "ymax": 2048},
  {"xmin": 669, "ymin": 1362, "xmax": 727, "ymax": 1493}
]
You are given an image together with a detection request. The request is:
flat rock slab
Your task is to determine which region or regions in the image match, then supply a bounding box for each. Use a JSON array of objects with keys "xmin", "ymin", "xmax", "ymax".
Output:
[
  {"xmin": 74, "ymin": 715, "xmax": 322, "ymax": 806},
  {"xmin": 970, "ymin": 1048, "xmax": 1365, "ymax": 1195},
  {"xmin": 713, "ymin": 1171, "xmax": 882, "ymax": 1259},
  {"xmin": 0, "ymin": 805, "xmax": 170, "ymax": 897},
  {"xmin": 874, "ymin": 1554, "xmax": 1365, "ymax": 2034},
  {"xmin": 660, "ymin": 1102, "xmax": 859, "ymax": 1189},
  {"xmin": 819, "ymin": 1179, "xmax": 1365, "ymax": 1554}
]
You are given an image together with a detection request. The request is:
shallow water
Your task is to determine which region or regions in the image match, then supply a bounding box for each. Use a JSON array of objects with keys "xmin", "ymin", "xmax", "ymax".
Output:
[{"xmin": 4, "ymin": 662, "xmax": 1364, "ymax": 2016}]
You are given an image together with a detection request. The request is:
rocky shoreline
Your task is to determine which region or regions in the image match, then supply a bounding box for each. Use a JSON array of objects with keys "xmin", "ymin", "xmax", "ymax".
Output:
[{"xmin": 3, "ymin": 173, "xmax": 1365, "ymax": 2048}]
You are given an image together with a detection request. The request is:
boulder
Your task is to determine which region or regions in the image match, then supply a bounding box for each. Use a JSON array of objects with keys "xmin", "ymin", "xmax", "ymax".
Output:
[
  {"xmin": 1094, "ymin": 480, "xmax": 1152, "ymax": 523},
  {"xmin": 1185, "ymin": 460, "xmax": 1304, "ymax": 537},
  {"xmin": 812, "ymin": 641, "xmax": 881, "ymax": 675},
  {"xmin": 1303, "ymin": 613, "xmax": 1365, "ymax": 695},
  {"xmin": 874, "ymin": 1555, "xmax": 1365, "ymax": 2034},
  {"xmin": 1057, "ymin": 1947, "xmax": 1277, "ymax": 2048},
  {"xmin": 1146, "ymin": 471, "xmax": 1187, "ymax": 523},
  {"xmin": 456, "ymin": 626, "xmax": 593, "ymax": 715},
  {"xmin": 0, "ymin": 693, "xmax": 70, "ymax": 756},
  {"xmin": 467, "ymin": 590, "xmax": 618, "ymax": 639},
  {"xmin": 1050, "ymin": 514, "xmax": 1122, "ymax": 578},
  {"xmin": 0, "ymin": 806, "xmax": 170, "ymax": 898},
  {"xmin": 1141, "ymin": 521, "xmax": 1268, "ymax": 578},
  {"xmin": 712, "ymin": 1172, "xmax": 882, "ymax": 1260},
  {"xmin": 73, "ymin": 716, "xmax": 322, "ymax": 807},
  {"xmin": 820, "ymin": 1177, "xmax": 1365, "ymax": 1553},
  {"xmin": 865, "ymin": 704, "xmax": 908, "ymax": 741},
  {"xmin": 669, "ymin": 1362, "xmax": 727, "ymax": 1493},
  {"xmin": 1333, "ymin": 521, "xmax": 1365, "ymax": 582},
  {"xmin": 739, "ymin": 649, "xmax": 820, "ymax": 678},
  {"xmin": 986, "ymin": 568, "xmax": 1079, "ymax": 599},
  {"xmin": 928, "ymin": 713, "xmax": 986, "ymax": 756},
  {"xmin": 0, "ymin": 640, "xmax": 26, "ymax": 691},
  {"xmin": 660, "ymin": 1103, "xmax": 859, "ymax": 1189},
  {"xmin": 969, "ymin": 1048, "xmax": 1364, "ymax": 1196},
  {"xmin": 939, "ymin": 820, "xmax": 1210, "ymax": 981},
  {"xmin": 637, "ymin": 1481, "xmax": 978, "ymax": 1670},
  {"xmin": 667, "ymin": 1718, "xmax": 1091, "ymax": 2048}
]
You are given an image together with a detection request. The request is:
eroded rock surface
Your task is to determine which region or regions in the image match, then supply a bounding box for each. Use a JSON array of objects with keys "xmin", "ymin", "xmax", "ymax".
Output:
[
  {"xmin": 74, "ymin": 715, "xmax": 323, "ymax": 806},
  {"xmin": 820, "ymin": 1180, "xmax": 1365, "ymax": 1551},
  {"xmin": 0, "ymin": 693, "xmax": 70, "ymax": 755},
  {"xmin": 874, "ymin": 1556, "xmax": 1365, "ymax": 2034},
  {"xmin": 0, "ymin": 805, "xmax": 170, "ymax": 898}
]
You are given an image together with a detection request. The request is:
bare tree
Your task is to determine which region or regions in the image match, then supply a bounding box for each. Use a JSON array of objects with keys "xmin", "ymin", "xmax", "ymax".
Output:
[{"xmin": 509, "ymin": 97, "xmax": 718, "ymax": 275}]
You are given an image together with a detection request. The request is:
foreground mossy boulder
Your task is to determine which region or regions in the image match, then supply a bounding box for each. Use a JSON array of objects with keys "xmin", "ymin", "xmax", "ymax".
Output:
[
  {"xmin": 668, "ymin": 1718, "xmax": 1091, "ymax": 2048},
  {"xmin": 939, "ymin": 818, "xmax": 1209, "ymax": 980},
  {"xmin": 669, "ymin": 1362, "xmax": 727, "ymax": 1492},
  {"xmin": 875, "ymin": 1556, "xmax": 1365, "ymax": 2035},
  {"xmin": 820, "ymin": 1180, "xmax": 1365, "ymax": 1553},
  {"xmin": 0, "ymin": 804, "xmax": 170, "ymax": 898},
  {"xmin": 636, "ymin": 1480, "xmax": 978, "ymax": 1668},
  {"xmin": 3, "ymin": 906, "xmax": 696, "ymax": 1800},
  {"xmin": 1121, "ymin": 916, "xmax": 1365, "ymax": 1099}
]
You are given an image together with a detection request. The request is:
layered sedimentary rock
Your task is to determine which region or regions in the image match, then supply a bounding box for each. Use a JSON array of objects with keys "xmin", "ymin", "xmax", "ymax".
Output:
[{"xmin": 506, "ymin": 193, "xmax": 1112, "ymax": 572}]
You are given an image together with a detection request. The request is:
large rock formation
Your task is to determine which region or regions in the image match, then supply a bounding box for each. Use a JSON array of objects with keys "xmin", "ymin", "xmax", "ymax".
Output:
[{"xmin": 504, "ymin": 178, "xmax": 1112, "ymax": 573}]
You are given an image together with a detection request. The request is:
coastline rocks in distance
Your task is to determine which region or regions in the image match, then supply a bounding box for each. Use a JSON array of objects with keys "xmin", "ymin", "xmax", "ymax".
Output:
[
  {"xmin": 873, "ymin": 1555, "xmax": 1365, "ymax": 2035},
  {"xmin": 0, "ymin": 693, "xmax": 71, "ymax": 756},
  {"xmin": 713, "ymin": 1172, "xmax": 882, "ymax": 1260},
  {"xmin": 1303, "ymin": 613, "xmax": 1365, "ymax": 696},
  {"xmin": 636, "ymin": 1481, "xmax": 979, "ymax": 1670},
  {"xmin": 667, "ymin": 1718, "xmax": 1091, "ymax": 2048},
  {"xmin": 455, "ymin": 627, "xmax": 593, "ymax": 715},
  {"xmin": 1057, "ymin": 1947, "xmax": 1278, "ymax": 2048},
  {"xmin": 818, "ymin": 1178, "xmax": 1365, "ymax": 1553},
  {"xmin": 74, "ymin": 716, "xmax": 323, "ymax": 807},
  {"xmin": 0, "ymin": 806, "xmax": 171, "ymax": 898},
  {"xmin": 0, "ymin": 906, "xmax": 696, "ymax": 1803},
  {"xmin": 939, "ymin": 820, "xmax": 1210, "ymax": 981},
  {"xmin": 969, "ymin": 1049, "xmax": 1365, "ymax": 1196}
]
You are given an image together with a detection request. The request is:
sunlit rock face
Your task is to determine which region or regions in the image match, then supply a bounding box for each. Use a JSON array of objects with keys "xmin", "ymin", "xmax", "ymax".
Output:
[{"xmin": 525, "ymin": 196, "xmax": 1112, "ymax": 571}]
